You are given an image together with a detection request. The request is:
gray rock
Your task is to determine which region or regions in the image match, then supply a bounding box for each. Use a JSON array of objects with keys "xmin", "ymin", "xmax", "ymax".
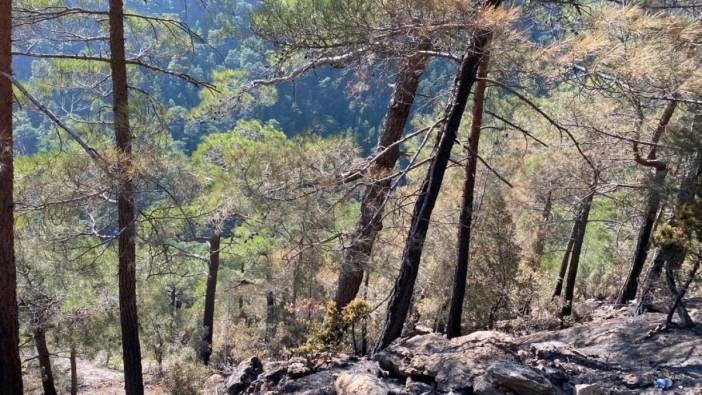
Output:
[
  {"xmin": 405, "ymin": 377, "xmax": 434, "ymax": 395},
  {"xmin": 484, "ymin": 362, "xmax": 558, "ymax": 395},
  {"xmin": 334, "ymin": 372, "xmax": 391, "ymax": 395},
  {"xmin": 226, "ymin": 356, "xmax": 263, "ymax": 395},
  {"xmin": 288, "ymin": 362, "xmax": 312, "ymax": 379},
  {"xmin": 374, "ymin": 332, "xmax": 518, "ymax": 392},
  {"xmin": 574, "ymin": 384, "xmax": 608, "ymax": 395}
]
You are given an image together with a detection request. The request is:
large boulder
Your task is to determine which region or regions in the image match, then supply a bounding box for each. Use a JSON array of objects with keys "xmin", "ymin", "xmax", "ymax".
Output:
[
  {"xmin": 374, "ymin": 332, "xmax": 518, "ymax": 392},
  {"xmin": 226, "ymin": 356, "xmax": 263, "ymax": 395},
  {"xmin": 483, "ymin": 362, "xmax": 559, "ymax": 395},
  {"xmin": 334, "ymin": 372, "xmax": 391, "ymax": 395}
]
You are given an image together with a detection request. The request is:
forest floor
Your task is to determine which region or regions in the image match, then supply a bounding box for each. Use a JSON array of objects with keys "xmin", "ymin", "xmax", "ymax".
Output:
[
  {"xmin": 214, "ymin": 299, "xmax": 702, "ymax": 394},
  {"xmin": 24, "ymin": 300, "xmax": 702, "ymax": 394}
]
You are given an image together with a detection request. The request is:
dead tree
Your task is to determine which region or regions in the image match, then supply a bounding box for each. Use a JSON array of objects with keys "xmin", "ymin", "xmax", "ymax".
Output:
[{"xmin": 374, "ymin": 2, "xmax": 498, "ymax": 351}]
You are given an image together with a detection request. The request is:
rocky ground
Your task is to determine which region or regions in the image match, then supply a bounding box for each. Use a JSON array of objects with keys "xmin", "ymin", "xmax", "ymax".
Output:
[{"xmin": 212, "ymin": 303, "xmax": 702, "ymax": 395}]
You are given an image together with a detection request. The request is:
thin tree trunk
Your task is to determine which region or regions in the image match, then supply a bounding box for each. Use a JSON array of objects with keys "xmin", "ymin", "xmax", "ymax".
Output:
[
  {"xmin": 446, "ymin": 53, "xmax": 491, "ymax": 339},
  {"xmin": 530, "ymin": 189, "xmax": 553, "ymax": 267},
  {"xmin": 334, "ymin": 50, "xmax": 429, "ymax": 311},
  {"xmin": 70, "ymin": 345, "xmax": 78, "ymax": 395},
  {"xmin": 109, "ymin": 1, "xmax": 144, "ymax": 392},
  {"xmin": 560, "ymin": 178, "xmax": 597, "ymax": 317},
  {"xmin": 200, "ymin": 233, "xmax": 221, "ymax": 365},
  {"xmin": 360, "ymin": 271, "xmax": 369, "ymax": 355},
  {"xmin": 34, "ymin": 328, "xmax": 58, "ymax": 395},
  {"xmin": 637, "ymin": 246, "xmax": 681, "ymax": 314},
  {"xmin": 552, "ymin": 215, "xmax": 578, "ymax": 298},
  {"xmin": 0, "ymin": 0, "xmax": 23, "ymax": 392},
  {"xmin": 373, "ymin": 10, "xmax": 497, "ymax": 352},
  {"xmin": 265, "ymin": 290, "xmax": 275, "ymax": 344},
  {"xmin": 617, "ymin": 101, "xmax": 676, "ymax": 304},
  {"xmin": 666, "ymin": 248, "xmax": 700, "ymax": 327},
  {"xmin": 617, "ymin": 167, "xmax": 667, "ymax": 304},
  {"xmin": 664, "ymin": 263, "xmax": 693, "ymax": 326}
]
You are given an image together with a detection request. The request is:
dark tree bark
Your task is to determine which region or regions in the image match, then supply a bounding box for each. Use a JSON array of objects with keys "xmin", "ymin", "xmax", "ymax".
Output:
[
  {"xmin": 552, "ymin": 213, "xmax": 578, "ymax": 298},
  {"xmin": 109, "ymin": 1, "xmax": 144, "ymax": 393},
  {"xmin": 530, "ymin": 189, "xmax": 553, "ymax": 267},
  {"xmin": 617, "ymin": 167, "xmax": 667, "ymax": 304},
  {"xmin": 373, "ymin": 8, "xmax": 498, "ymax": 351},
  {"xmin": 617, "ymin": 101, "xmax": 676, "ymax": 304},
  {"xmin": 360, "ymin": 271, "xmax": 369, "ymax": 355},
  {"xmin": 264, "ymin": 290, "xmax": 275, "ymax": 344},
  {"xmin": 334, "ymin": 50, "xmax": 429, "ymax": 311},
  {"xmin": 665, "ymin": 248, "xmax": 700, "ymax": 327},
  {"xmin": 637, "ymin": 150, "xmax": 702, "ymax": 318},
  {"xmin": 446, "ymin": 53, "xmax": 491, "ymax": 339},
  {"xmin": 70, "ymin": 345, "xmax": 78, "ymax": 395},
  {"xmin": 34, "ymin": 328, "xmax": 58, "ymax": 395},
  {"xmin": 664, "ymin": 263, "xmax": 693, "ymax": 325},
  {"xmin": 560, "ymin": 178, "xmax": 597, "ymax": 317},
  {"xmin": 200, "ymin": 233, "xmax": 221, "ymax": 365},
  {"xmin": 0, "ymin": 1, "xmax": 23, "ymax": 392}
]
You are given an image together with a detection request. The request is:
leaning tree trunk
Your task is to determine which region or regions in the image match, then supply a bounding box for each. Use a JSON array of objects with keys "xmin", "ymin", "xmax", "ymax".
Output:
[
  {"xmin": 617, "ymin": 101, "xmax": 676, "ymax": 304},
  {"xmin": 617, "ymin": 166, "xmax": 667, "ymax": 304},
  {"xmin": 0, "ymin": 1, "xmax": 23, "ymax": 392},
  {"xmin": 446, "ymin": 52, "xmax": 491, "ymax": 339},
  {"xmin": 109, "ymin": 1, "xmax": 144, "ymax": 393},
  {"xmin": 637, "ymin": 150, "xmax": 702, "ymax": 318},
  {"xmin": 200, "ymin": 233, "xmax": 221, "ymax": 365},
  {"xmin": 373, "ymin": 7, "xmax": 498, "ymax": 351},
  {"xmin": 664, "ymin": 263, "xmax": 693, "ymax": 326},
  {"xmin": 552, "ymin": 212, "xmax": 578, "ymax": 298},
  {"xmin": 560, "ymin": 178, "xmax": 597, "ymax": 317},
  {"xmin": 34, "ymin": 328, "xmax": 58, "ymax": 395},
  {"xmin": 334, "ymin": 49, "xmax": 429, "ymax": 311}
]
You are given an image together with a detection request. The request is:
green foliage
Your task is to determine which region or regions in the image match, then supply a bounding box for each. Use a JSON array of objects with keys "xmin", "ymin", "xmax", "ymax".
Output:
[{"xmin": 294, "ymin": 299, "xmax": 371, "ymax": 357}]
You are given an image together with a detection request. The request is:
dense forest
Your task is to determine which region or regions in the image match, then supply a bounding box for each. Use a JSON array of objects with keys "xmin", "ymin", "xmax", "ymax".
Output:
[{"xmin": 0, "ymin": 0, "xmax": 701, "ymax": 394}]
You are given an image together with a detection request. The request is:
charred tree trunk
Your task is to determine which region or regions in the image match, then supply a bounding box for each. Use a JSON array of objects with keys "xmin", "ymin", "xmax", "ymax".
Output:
[
  {"xmin": 552, "ymin": 214, "xmax": 578, "ymax": 298},
  {"xmin": 530, "ymin": 190, "xmax": 553, "ymax": 267},
  {"xmin": 560, "ymin": 179, "xmax": 597, "ymax": 317},
  {"xmin": 617, "ymin": 101, "xmax": 676, "ymax": 304},
  {"xmin": 446, "ymin": 53, "xmax": 491, "ymax": 339},
  {"xmin": 200, "ymin": 233, "xmax": 221, "ymax": 365},
  {"xmin": 109, "ymin": 1, "xmax": 144, "ymax": 392},
  {"xmin": 664, "ymin": 263, "xmax": 693, "ymax": 326},
  {"xmin": 70, "ymin": 345, "xmax": 78, "ymax": 395},
  {"xmin": 360, "ymin": 271, "xmax": 369, "ymax": 355},
  {"xmin": 0, "ymin": 1, "xmax": 23, "ymax": 392},
  {"xmin": 666, "ymin": 248, "xmax": 700, "ymax": 327},
  {"xmin": 373, "ymin": 11, "xmax": 497, "ymax": 351},
  {"xmin": 264, "ymin": 290, "xmax": 275, "ymax": 344},
  {"xmin": 617, "ymin": 167, "xmax": 667, "ymax": 304},
  {"xmin": 334, "ymin": 50, "xmax": 429, "ymax": 311},
  {"xmin": 34, "ymin": 329, "xmax": 57, "ymax": 395},
  {"xmin": 637, "ymin": 150, "xmax": 702, "ymax": 317}
]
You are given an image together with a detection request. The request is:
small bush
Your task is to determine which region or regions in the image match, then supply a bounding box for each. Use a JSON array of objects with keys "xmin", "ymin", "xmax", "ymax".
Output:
[{"xmin": 161, "ymin": 358, "xmax": 207, "ymax": 395}]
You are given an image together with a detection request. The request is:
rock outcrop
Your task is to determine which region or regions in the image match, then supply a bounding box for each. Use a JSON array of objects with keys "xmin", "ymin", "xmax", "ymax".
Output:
[{"xmin": 220, "ymin": 307, "xmax": 702, "ymax": 394}]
